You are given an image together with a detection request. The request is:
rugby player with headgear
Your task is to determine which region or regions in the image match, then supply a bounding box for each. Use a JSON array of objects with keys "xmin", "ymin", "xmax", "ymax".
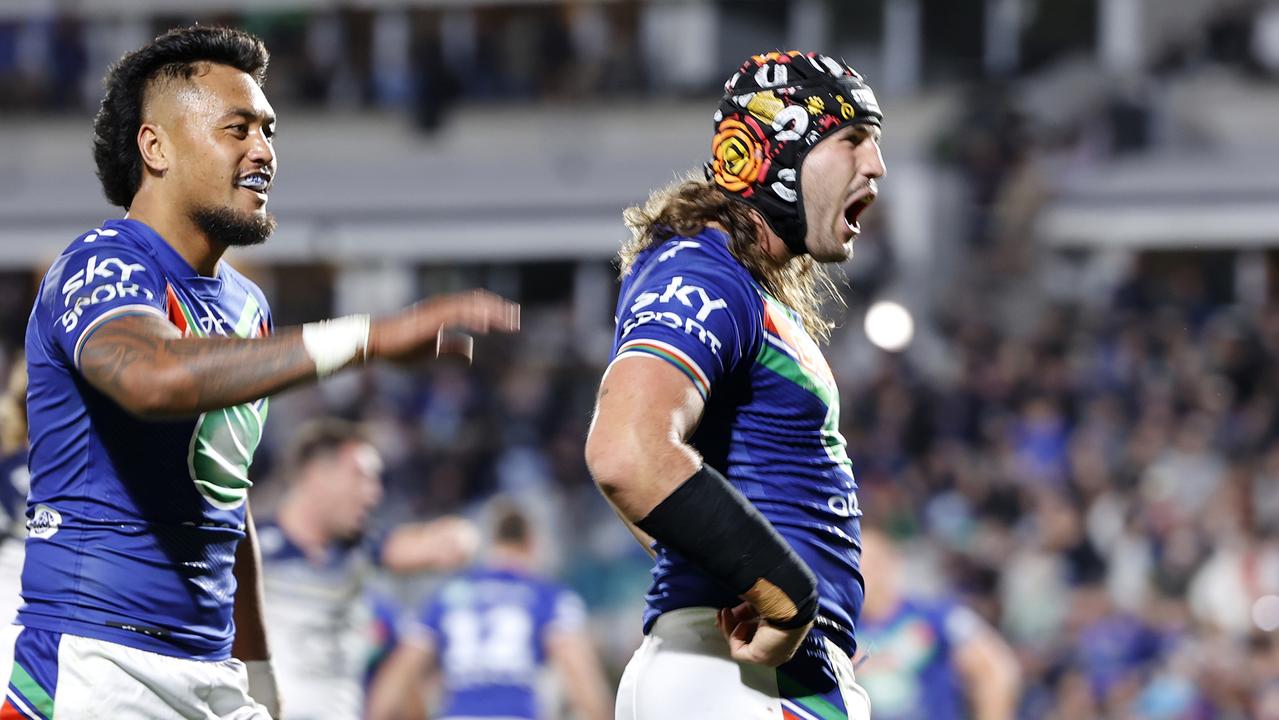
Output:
[
  {"xmin": 7, "ymin": 25, "xmax": 517, "ymax": 720},
  {"xmin": 586, "ymin": 51, "xmax": 885, "ymax": 718}
]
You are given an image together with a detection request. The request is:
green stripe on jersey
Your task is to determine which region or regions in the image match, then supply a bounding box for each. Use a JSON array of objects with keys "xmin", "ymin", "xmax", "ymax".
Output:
[
  {"xmin": 778, "ymin": 669, "xmax": 847, "ymax": 720},
  {"xmin": 757, "ymin": 343, "xmax": 833, "ymax": 406},
  {"xmin": 756, "ymin": 330, "xmax": 854, "ymax": 475},
  {"xmin": 11, "ymin": 661, "xmax": 55, "ymax": 719},
  {"xmin": 232, "ymin": 294, "xmax": 261, "ymax": 338},
  {"xmin": 173, "ymin": 297, "xmax": 202, "ymax": 338}
]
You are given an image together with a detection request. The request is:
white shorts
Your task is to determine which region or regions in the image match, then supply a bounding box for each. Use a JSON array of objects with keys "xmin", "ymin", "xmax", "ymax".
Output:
[
  {"xmin": 4, "ymin": 627, "xmax": 272, "ymax": 719},
  {"xmin": 616, "ymin": 608, "xmax": 871, "ymax": 720}
]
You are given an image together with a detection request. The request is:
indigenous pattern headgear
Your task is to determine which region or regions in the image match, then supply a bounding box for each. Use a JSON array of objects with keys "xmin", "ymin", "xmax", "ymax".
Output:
[{"xmin": 707, "ymin": 51, "xmax": 882, "ymax": 256}]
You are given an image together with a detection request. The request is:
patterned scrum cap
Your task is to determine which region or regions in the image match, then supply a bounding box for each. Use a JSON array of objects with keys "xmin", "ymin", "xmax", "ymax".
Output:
[{"xmin": 707, "ymin": 51, "xmax": 882, "ymax": 256}]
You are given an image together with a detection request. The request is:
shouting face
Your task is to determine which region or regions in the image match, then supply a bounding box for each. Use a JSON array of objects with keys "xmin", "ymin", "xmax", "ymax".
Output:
[{"xmin": 799, "ymin": 124, "xmax": 885, "ymax": 262}]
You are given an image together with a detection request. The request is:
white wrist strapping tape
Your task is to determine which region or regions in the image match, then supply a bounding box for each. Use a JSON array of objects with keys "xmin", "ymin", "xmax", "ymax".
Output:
[{"xmin": 301, "ymin": 314, "xmax": 370, "ymax": 377}]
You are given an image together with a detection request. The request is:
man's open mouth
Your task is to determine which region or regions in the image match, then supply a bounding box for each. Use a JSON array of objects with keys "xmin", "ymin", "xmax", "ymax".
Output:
[
  {"xmin": 844, "ymin": 194, "xmax": 876, "ymax": 233},
  {"xmin": 236, "ymin": 171, "xmax": 272, "ymax": 194}
]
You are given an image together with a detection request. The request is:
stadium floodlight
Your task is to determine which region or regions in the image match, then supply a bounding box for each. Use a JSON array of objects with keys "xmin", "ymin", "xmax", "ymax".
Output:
[{"xmin": 864, "ymin": 299, "xmax": 913, "ymax": 352}]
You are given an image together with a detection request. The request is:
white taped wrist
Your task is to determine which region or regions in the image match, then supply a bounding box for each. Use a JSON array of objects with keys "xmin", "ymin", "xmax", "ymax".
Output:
[{"xmin": 302, "ymin": 314, "xmax": 370, "ymax": 377}]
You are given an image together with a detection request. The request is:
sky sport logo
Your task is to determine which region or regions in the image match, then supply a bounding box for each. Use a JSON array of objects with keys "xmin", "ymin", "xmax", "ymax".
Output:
[
  {"xmin": 623, "ymin": 276, "xmax": 728, "ymax": 353},
  {"xmin": 60, "ymin": 255, "xmax": 148, "ymax": 306},
  {"xmin": 58, "ymin": 254, "xmax": 157, "ymax": 332}
]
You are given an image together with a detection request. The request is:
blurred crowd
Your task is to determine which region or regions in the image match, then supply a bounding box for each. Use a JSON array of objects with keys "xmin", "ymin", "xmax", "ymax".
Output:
[
  {"xmin": 6, "ymin": 0, "xmax": 1276, "ymax": 130},
  {"xmin": 0, "ymin": 2, "xmax": 693, "ymax": 128},
  {"xmin": 845, "ymin": 285, "xmax": 1279, "ymax": 718}
]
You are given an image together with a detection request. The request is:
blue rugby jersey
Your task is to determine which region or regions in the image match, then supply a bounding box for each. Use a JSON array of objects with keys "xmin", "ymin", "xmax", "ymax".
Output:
[
  {"xmin": 855, "ymin": 598, "xmax": 984, "ymax": 720},
  {"xmin": 20, "ymin": 218, "xmax": 271, "ymax": 659},
  {"xmin": 608, "ymin": 228, "xmax": 864, "ymax": 657},
  {"xmin": 412, "ymin": 567, "xmax": 587, "ymax": 719}
]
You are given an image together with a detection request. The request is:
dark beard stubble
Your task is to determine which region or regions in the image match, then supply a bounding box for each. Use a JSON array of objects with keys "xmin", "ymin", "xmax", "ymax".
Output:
[{"xmin": 190, "ymin": 205, "xmax": 277, "ymax": 248}]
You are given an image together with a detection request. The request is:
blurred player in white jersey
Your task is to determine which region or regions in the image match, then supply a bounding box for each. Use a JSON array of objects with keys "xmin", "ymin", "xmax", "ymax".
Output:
[
  {"xmin": 258, "ymin": 418, "xmax": 480, "ymax": 720},
  {"xmin": 0, "ymin": 359, "xmax": 29, "ymax": 680},
  {"xmin": 366, "ymin": 501, "xmax": 612, "ymax": 720}
]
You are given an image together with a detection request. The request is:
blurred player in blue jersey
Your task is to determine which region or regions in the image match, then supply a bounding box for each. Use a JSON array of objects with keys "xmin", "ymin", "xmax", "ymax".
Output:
[
  {"xmin": 365, "ymin": 502, "xmax": 612, "ymax": 720},
  {"xmin": 9, "ymin": 25, "xmax": 517, "ymax": 720},
  {"xmin": 0, "ymin": 359, "xmax": 29, "ymax": 681},
  {"xmin": 585, "ymin": 50, "xmax": 884, "ymax": 719},
  {"xmin": 855, "ymin": 528, "xmax": 1021, "ymax": 720},
  {"xmin": 258, "ymin": 418, "xmax": 479, "ymax": 720}
]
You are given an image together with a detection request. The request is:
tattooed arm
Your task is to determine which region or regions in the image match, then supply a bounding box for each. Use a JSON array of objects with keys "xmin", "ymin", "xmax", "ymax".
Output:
[
  {"xmin": 79, "ymin": 314, "xmax": 309, "ymax": 418},
  {"xmin": 78, "ymin": 290, "xmax": 520, "ymax": 420}
]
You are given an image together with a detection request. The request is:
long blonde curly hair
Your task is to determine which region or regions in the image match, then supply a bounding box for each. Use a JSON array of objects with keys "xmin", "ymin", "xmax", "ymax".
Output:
[{"xmin": 620, "ymin": 176, "xmax": 841, "ymax": 342}]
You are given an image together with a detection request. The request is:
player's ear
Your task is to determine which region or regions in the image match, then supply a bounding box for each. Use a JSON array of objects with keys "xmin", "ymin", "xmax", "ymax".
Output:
[{"xmin": 137, "ymin": 122, "xmax": 170, "ymax": 175}]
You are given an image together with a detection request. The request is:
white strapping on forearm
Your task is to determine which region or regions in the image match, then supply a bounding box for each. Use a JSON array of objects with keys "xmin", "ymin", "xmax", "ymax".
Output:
[{"xmin": 301, "ymin": 314, "xmax": 370, "ymax": 377}]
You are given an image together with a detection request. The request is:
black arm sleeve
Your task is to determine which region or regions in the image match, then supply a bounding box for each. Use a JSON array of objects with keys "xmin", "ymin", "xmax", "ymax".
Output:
[{"xmin": 636, "ymin": 463, "xmax": 819, "ymax": 628}]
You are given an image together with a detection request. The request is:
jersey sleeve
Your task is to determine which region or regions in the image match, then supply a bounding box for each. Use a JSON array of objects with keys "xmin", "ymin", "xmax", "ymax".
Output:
[
  {"xmin": 610, "ymin": 241, "xmax": 762, "ymax": 400},
  {"xmin": 545, "ymin": 587, "xmax": 587, "ymax": 635},
  {"xmin": 940, "ymin": 602, "xmax": 986, "ymax": 646},
  {"xmin": 403, "ymin": 586, "xmax": 446, "ymax": 649},
  {"xmin": 40, "ymin": 243, "xmax": 168, "ymax": 369}
]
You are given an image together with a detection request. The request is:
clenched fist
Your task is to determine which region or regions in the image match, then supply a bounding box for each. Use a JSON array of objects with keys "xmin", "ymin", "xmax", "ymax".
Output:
[{"xmin": 366, "ymin": 290, "xmax": 520, "ymax": 363}]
